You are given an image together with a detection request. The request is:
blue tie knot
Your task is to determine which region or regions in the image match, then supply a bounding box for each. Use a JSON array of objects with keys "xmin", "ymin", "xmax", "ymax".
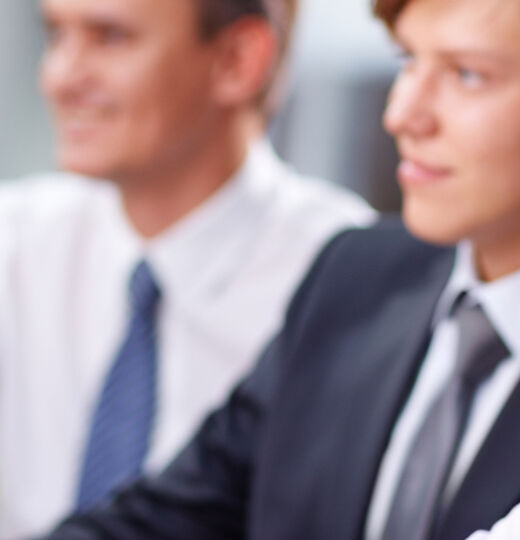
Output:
[{"xmin": 130, "ymin": 260, "xmax": 161, "ymax": 313}]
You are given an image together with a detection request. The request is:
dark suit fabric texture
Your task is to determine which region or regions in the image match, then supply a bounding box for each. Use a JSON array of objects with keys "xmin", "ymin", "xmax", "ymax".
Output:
[{"xmin": 43, "ymin": 220, "xmax": 520, "ymax": 540}]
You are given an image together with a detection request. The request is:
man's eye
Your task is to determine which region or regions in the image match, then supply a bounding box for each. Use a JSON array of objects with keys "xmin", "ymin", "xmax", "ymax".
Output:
[
  {"xmin": 398, "ymin": 52, "xmax": 414, "ymax": 66},
  {"xmin": 394, "ymin": 49, "xmax": 416, "ymax": 74},
  {"xmin": 98, "ymin": 26, "xmax": 131, "ymax": 45},
  {"xmin": 457, "ymin": 68, "xmax": 485, "ymax": 88},
  {"xmin": 43, "ymin": 24, "xmax": 64, "ymax": 46},
  {"xmin": 391, "ymin": 42, "xmax": 414, "ymax": 65}
]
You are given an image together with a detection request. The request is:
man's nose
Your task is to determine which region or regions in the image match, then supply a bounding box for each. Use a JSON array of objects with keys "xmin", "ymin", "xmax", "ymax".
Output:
[
  {"xmin": 383, "ymin": 68, "xmax": 437, "ymax": 138},
  {"xmin": 40, "ymin": 37, "xmax": 91, "ymax": 101}
]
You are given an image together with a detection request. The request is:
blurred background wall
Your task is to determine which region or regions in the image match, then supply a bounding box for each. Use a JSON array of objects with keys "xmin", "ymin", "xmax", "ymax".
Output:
[{"xmin": 0, "ymin": 0, "xmax": 400, "ymax": 210}]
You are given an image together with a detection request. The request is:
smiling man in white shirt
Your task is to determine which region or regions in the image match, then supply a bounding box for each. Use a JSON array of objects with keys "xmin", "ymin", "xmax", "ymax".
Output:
[{"xmin": 0, "ymin": 0, "xmax": 375, "ymax": 537}]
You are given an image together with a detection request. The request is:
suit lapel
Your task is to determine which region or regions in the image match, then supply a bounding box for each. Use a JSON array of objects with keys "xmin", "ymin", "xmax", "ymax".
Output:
[
  {"xmin": 327, "ymin": 251, "xmax": 455, "ymax": 540},
  {"xmin": 436, "ymin": 379, "xmax": 520, "ymax": 540}
]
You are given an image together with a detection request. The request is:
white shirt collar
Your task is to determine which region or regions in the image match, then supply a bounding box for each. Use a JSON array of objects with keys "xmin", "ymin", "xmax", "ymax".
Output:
[
  {"xmin": 435, "ymin": 241, "xmax": 520, "ymax": 356},
  {"xmin": 94, "ymin": 138, "xmax": 283, "ymax": 305}
]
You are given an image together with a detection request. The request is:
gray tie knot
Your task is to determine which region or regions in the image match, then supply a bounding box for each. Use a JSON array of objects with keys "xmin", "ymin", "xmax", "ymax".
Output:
[
  {"xmin": 452, "ymin": 300, "xmax": 510, "ymax": 387},
  {"xmin": 129, "ymin": 260, "xmax": 161, "ymax": 313}
]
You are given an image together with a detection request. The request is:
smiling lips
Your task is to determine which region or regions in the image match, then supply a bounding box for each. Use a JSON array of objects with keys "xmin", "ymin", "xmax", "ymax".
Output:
[
  {"xmin": 398, "ymin": 157, "xmax": 453, "ymax": 185},
  {"xmin": 57, "ymin": 107, "xmax": 112, "ymax": 140}
]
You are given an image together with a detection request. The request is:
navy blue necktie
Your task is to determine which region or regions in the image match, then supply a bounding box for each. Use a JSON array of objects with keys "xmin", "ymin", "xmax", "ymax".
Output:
[{"xmin": 76, "ymin": 260, "xmax": 161, "ymax": 511}]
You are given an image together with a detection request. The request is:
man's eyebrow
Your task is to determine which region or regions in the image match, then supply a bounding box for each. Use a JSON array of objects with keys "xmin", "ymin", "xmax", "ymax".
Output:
[
  {"xmin": 391, "ymin": 31, "xmax": 517, "ymax": 68},
  {"xmin": 39, "ymin": 10, "xmax": 135, "ymax": 30},
  {"xmin": 436, "ymin": 49, "xmax": 515, "ymax": 64},
  {"xmin": 82, "ymin": 13, "xmax": 135, "ymax": 29}
]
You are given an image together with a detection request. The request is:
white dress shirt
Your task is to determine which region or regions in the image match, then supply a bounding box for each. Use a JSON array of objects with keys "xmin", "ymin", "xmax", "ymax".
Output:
[
  {"xmin": 0, "ymin": 139, "xmax": 375, "ymax": 539},
  {"xmin": 366, "ymin": 242, "xmax": 520, "ymax": 540},
  {"xmin": 467, "ymin": 504, "xmax": 520, "ymax": 540}
]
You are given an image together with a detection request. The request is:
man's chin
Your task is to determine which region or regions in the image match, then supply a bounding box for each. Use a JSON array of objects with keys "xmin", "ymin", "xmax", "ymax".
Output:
[
  {"xmin": 57, "ymin": 152, "xmax": 115, "ymax": 180},
  {"xmin": 403, "ymin": 209, "xmax": 464, "ymax": 247}
]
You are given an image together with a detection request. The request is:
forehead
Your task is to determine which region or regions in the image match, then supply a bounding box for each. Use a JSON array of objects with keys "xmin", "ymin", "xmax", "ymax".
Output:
[
  {"xmin": 395, "ymin": 0, "xmax": 520, "ymax": 53},
  {"xmin": 41, "ymin": 0, "xmax": 198, "ymax": 28}
]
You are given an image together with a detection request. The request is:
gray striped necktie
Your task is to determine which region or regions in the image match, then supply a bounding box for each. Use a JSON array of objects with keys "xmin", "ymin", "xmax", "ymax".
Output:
[
  {"xmin": 382, "ymin": 299, "xmax": 510, "ymax": 540},
  {"xmin": 76, "ymin": 260, "xmax": 161, "ymax": 511}
]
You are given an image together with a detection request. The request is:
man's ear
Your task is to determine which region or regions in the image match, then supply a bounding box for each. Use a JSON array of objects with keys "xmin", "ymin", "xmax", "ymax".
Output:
[{"xmin": 210, "ymin": 17, "xmax": 278, "ymax": 107}]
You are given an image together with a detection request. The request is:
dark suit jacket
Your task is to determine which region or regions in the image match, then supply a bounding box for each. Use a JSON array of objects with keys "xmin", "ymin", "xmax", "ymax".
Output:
[{"xmin": 44, "ymin": 221, "xmax": 520, "ymax": 540}]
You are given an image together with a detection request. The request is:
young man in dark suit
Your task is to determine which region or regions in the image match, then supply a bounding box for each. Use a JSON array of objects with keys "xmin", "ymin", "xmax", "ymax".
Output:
[{"xmin": 41, "ymin": 0, "xmax": 520, "ymax": 538}]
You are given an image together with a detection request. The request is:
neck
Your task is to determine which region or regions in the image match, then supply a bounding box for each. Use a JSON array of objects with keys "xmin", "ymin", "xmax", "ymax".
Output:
[
  {"xmin": 120, "ymin": 113, "xmax": 264, "ymax": 238},
  {"xmin": 473, "ymin": 219, "xmax": 520, "ymax": 282}
]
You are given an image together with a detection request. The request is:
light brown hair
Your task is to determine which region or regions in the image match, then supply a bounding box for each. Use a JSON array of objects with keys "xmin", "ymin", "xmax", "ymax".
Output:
[
  {"xmin": 196, "ymin": 0, "xmax": 300, "ymax": 112},
  {"xmin": 197, "ymin": 0, "xmax": 299, "ymax": 59},
  {"xmin": 372, "ymin": 0, "xmax": 410, "ymax": 28}
]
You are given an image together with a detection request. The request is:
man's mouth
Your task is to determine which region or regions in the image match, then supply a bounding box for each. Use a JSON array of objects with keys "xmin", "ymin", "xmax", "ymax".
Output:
[
  {"xmin": 398, "ymin": 157, "xmax": 452, "ymax": 185},
  {"xmin": 56, "ymin": 107, "xmax": 112, "ymax": 140}
]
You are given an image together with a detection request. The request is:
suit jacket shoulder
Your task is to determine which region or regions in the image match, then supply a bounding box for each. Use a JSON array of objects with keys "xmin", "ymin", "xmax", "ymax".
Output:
[{"xmin": 284, "ymin": 217, "xmax": 453, "ymax": 342}]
